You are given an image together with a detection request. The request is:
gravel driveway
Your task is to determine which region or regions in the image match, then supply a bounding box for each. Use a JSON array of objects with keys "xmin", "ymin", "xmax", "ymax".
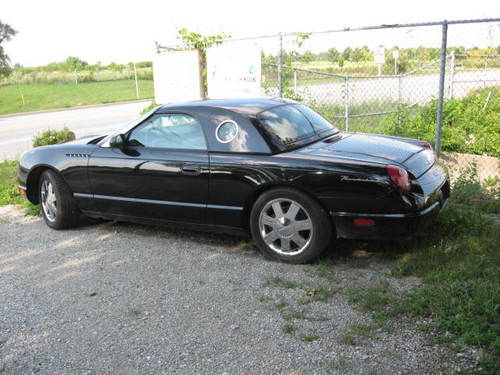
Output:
[{"xmin": 0, "ymin": 206, "xmax": 475, "ymax": 374}]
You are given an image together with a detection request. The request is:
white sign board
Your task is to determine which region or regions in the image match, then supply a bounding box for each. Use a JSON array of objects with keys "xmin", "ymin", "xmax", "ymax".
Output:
[
  {"xmin": 392, "ymin": 49, "xmax": 400, "ymax": 60},
  {"xmin": 207, "ymin": 44, "xmax": 261, "ymax": 98},
  {"xmin": 153, "ymin": 50, "xmax": 201, "ymax": 103},
  {"xmin": 374, "ymin": 46, "xmax": 386, "ymax": 64}
]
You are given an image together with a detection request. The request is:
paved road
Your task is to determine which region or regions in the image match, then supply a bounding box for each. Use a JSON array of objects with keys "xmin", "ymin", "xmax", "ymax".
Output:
[
  {"xmin": 295, "ymin": 70, "xmax": 500, "ymax": 106},
  {"xmin": 0, "ymin": 101, "xmax": 151, "ymax": 161}
]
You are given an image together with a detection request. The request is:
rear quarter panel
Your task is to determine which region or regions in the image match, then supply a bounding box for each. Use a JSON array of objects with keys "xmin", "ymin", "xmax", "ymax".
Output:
[{"xmin": 208, "ymin": 152, "xmax": 409, "ymax": 229}]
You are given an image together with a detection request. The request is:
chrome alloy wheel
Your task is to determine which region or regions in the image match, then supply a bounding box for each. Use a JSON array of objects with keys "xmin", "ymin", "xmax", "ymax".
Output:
[
  {"xmin": 258, "ymin": 198, "xmax": 313, "ymax": 256},
  {"xmin": 41, "ymin": 179, "xmax": 57, "ymax": 222}
]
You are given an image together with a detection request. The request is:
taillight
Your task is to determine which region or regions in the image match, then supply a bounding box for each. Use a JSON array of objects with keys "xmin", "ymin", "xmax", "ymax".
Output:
[
  {"xmin": 387, "ymin": 165, "xmax": 411, "ymax": 193},
  {"xmin": 418, "ymin": 140, "xmax": 432, "ymax": 150}
]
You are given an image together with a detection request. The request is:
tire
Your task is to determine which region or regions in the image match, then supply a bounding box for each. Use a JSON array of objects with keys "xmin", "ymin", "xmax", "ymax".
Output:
[
  {"xmin": 250, "ymin": 187, "xmax": 332, "ymax": 263},
  {"xmin": 39, "ymin": 170, "xmax": 79, "ymax": 229}
]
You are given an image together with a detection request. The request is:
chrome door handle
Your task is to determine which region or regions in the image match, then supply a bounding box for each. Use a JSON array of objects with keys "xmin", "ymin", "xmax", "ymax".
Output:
[{"xmin": 181, "ymin": 164, "xmax": 201, "ymax": 176}]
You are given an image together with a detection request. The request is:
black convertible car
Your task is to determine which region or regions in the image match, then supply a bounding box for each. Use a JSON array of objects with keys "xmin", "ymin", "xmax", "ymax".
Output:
[{"xmin": 18, "ymin": 98, "xmax": 449, "ymax": 263}]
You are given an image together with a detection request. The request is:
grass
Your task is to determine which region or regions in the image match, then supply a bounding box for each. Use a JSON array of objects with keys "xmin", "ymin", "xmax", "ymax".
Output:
[
  {"xmin": 300, "ymin": 285, "xmax": 336, "ymax": 304},
  {"xmin": 0, "ymin": 160, "xmax": 39, "ymax": 214},
  {"xmin": 338, "ymin": 322, "xmax": 379, "ymax": 346},
  {"xmin": 0, "ymin": 80, "xmax": 154, "ymax": 115},
  {"xmin": 299, "ymin": 333, "xmax": 320, "ymax": 342},
  {"xmin": 343, "ymin": 168, "xmax": 500, "ymax": 373},
  {"xmin": 0, "ymin": 161, "xmax": 23, "ymax": 206},
  {"xmin": 327, "ymin": 356, "xmax": 351, "ymax": 372},
  {"xmin": 282, "ymin": 323, "xmax": 296, "ymax": 335},
  {"xmin": 262, "ymin": 276, "xmax": 298, "ymax": 289}
]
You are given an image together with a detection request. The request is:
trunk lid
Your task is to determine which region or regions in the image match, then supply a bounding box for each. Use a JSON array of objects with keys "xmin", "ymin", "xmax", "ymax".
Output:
[{"xmin": 296, "ymin": 133, "xmax": 435, "ymax": 177}]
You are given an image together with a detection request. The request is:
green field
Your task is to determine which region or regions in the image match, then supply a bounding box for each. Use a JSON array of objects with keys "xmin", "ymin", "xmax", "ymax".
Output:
[{"xmin": 0, "ymin": 80, "xmax": 154, "ymax": 115}]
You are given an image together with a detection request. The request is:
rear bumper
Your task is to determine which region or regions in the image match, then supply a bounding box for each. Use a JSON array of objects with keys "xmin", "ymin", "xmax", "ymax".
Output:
[{"xmin": 332, "ymin": 182, "xmax": 449, "ymax": 240}]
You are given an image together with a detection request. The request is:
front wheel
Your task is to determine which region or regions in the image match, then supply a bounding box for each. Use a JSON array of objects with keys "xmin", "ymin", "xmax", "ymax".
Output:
[
  {"xmin": 250, "ymin": 188, "xmax": 332, "ymax": 263},
  {"xmin": 39, "ymin": 170, "xmax": 79, "ymax": 229}
]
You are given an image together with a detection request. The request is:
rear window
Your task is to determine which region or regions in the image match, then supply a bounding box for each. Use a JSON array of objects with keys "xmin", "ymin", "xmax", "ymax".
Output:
[
  {"xmin": 258, "ymin": 104, "xmax": 337, "ymax": 149},
  {"xmin": 296, "ymin": 104, "xmax": 335, "ymax": 134},
  {"xmin": 258, "ymin": 105, "xmax": 315, "ymax": 145}
]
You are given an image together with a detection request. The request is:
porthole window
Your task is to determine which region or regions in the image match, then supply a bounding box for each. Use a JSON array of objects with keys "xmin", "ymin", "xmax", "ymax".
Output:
[{"xmin": 216, "ymin": 120, "xmax": 239, "ymax": 143}]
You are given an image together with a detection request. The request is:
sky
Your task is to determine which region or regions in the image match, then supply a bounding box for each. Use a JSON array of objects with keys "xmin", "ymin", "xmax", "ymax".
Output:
[{"xmin": 2, "ymin": 0, "xmax": 499, "ymax": 67}]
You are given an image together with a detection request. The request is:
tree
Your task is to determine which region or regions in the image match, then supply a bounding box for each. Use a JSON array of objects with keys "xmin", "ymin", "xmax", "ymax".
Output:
[
  {"xmin": 342, "ymin": 47, "xmax": 352, "ymax": 62},
  {"xmin": 0, "ymin": 21, "xmax": 17, "ymax": 77},
  {"xmin": 177, "ymin": 28, "xmax": 225, "ymax": 98},
  {"xmin": 327, "ymin": 48, "xmax": 341, "ymax": 64},
  {"xmin": 350, "ymin": 46, "xmax": 373, "ymax": 62},
  {"xmin": 64, "ymin": 56, "xmax": 88, "ymax": 71},
  {"xmin": 301, "ymin": 51, "xmax": 315, "ymax": 63}
]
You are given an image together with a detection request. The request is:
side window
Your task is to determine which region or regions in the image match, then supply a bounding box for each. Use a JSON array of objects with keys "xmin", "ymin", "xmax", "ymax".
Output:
[{"xmin": 128, "ymin": 114, "xmax": 206, "ymax": 150}]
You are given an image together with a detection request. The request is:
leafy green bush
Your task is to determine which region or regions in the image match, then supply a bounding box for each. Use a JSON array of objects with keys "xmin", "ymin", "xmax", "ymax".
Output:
[
  {"xmin": 32, "ymin": 127, "xmax": 75, "ymax": 147},
  {"xmin": 380, "ymin": 86, "xmax": 500, "ymax": 157},
  {"xmin": 0, "ymin": 161, "xmax": 40, "ymax": 215},
  {"xmin": 140, "ymin": 101, "xmax": 158, "ymax": 114}
]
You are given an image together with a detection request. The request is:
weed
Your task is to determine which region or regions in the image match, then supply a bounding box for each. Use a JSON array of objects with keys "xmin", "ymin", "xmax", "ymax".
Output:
[
  {"xmin": 274, "ymin": 298, "xmax": 289, "ymax": 311},
  {"xmin": 338, "ymin": 333, "xmax": 358, "ymax": 346},
  {"xmin": 327, "ymin": 356, "xmax": 351, "ymax": 372},
  {"xmin": 257, "ymin": 295, "xmax": 273, "ymax": 303},
  {"xmin": 282, "ymin": 308, "xmax": 308, "ymax": 321},
  {"xmin": 299, "ymin": 333, "xmax": 320, "ymax": 343},
  {"xmin": 262, "ymin": 276, "xmax": 298, "ymax": 289},
  {"xmin": 282, "ymin": 323, "xmax": 296, "ymax": 335},
  {"xmin": 348, "ymin": 322, "xmax": 378, "ymax": 339},
  {"xmin": 301, "ymin": 285, "xmax": 336, "ymax": 304}
]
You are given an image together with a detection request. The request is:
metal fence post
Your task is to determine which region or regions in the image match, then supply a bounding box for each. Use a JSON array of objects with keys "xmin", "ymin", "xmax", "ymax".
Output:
[
  {"xmin": 133, "ymin": 62, "xmax": 139, "ymax": 99},
  {"xmin": 344, "ymin": 76, "xmax": 349, "ymax": 131},
  {"xmin": 397, "ymin": 74, "xmax": 403, "ymax": 132},
  {"xmin": 435, "ymin": 21, "xmax": 448, "ymax": 156},
  {"xmin": 278, "ymin": 34, "xmax": 283, "ymax": 98},
  {"xmin": 448, "ymin": 50, "xmax": 455, "ymax": 99}
]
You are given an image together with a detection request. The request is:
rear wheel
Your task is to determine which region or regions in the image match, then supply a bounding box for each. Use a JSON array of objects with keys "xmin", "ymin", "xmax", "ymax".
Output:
[
  {"xmin": 39, "ymin": 170, "xmax": 79, "ymax": 229},
  {"xmin": 250, "ymin": 188, "xmax": 332, "ymax": 263}
]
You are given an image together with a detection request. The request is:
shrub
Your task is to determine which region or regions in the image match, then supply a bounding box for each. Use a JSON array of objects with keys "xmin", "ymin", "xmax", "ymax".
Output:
[
  {"xmin": 140, "ymin": 101, "xmax": 158, "ymax": 114},
  {"xmin": 380, "ymin": 86, "xmax": 500, "ymax": 157},
  {"xmin": 32, "ymin": 127, "xmax": 75, "ymax": 147}
]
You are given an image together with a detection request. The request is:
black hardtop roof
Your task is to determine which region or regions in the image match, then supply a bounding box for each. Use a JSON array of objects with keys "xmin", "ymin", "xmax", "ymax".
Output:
[{"xmin": 156, "ymin": 97, "xmax": 296, "ymax": 116}]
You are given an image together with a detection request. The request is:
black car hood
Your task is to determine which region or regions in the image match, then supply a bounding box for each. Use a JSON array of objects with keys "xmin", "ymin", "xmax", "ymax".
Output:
[{"xmin": 291, "ymin": 133, "xmax": 434, "ymax": 177}]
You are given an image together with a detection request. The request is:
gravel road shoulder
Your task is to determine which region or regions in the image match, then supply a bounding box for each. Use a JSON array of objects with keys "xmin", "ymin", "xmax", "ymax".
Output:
[{"xmin": 0, "ymin": 206, "xmax": 476, "ymax": 374}]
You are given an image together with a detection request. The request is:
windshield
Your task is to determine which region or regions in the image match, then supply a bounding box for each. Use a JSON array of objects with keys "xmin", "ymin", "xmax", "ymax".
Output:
[{"xmin": 257, "ymin": 104, "xmax": 338, "ymax": 149}]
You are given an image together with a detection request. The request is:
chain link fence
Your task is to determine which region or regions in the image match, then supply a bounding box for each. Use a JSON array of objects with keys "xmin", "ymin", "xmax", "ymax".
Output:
[{"xmin": 229, "ymin": 19, "xmax": 500, "ymax": 183}]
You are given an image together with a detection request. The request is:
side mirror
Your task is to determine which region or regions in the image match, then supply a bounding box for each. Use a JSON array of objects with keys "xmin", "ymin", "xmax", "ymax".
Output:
[{"xmin": 109, "ymin": 134, "xmax": 125, "ymax": 148}]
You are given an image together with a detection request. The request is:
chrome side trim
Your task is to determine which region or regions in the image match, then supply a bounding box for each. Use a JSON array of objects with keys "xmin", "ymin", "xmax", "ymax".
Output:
[
  {"xmin": 74, "ymin": 193, "xmax": 92, "ymax": 198},
  {"xmin": 73, "ymin": 193, "xmax": 243, "ymax": 211},
  {"xmin": 330, "ymin": 201, "xmax": 440, "ymax": 219},
  {"xmin": 207, "ymin": 204, "xmax": 243, "ymax": 211}
]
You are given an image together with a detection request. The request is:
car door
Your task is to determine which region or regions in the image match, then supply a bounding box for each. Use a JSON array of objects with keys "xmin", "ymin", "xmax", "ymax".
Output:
[{"xmin": 86, "ymin": 112, "xmax": 209, "ymax": 224}]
